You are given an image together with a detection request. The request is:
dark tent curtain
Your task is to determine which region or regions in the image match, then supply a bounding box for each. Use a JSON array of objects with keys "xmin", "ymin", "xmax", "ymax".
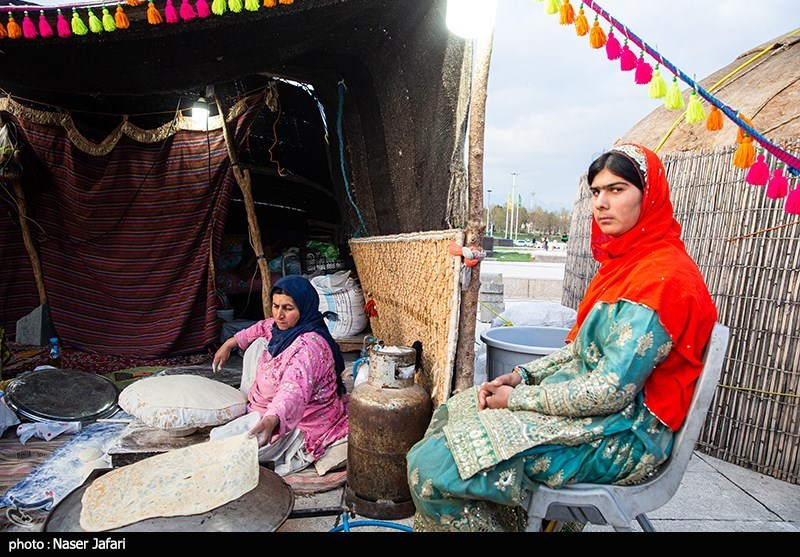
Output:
[{"xmin": 0, "ymin": 94, "xmax": 266, "ymax": 358}]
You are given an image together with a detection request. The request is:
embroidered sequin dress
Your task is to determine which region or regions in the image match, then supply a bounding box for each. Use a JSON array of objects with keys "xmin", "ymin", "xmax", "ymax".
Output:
[{"xmin": 407, "ymin": 300, "xmax": 675, "ymax": 532}]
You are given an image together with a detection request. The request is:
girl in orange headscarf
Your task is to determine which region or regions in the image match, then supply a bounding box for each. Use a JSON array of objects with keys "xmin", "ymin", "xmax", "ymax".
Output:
[{"xmin": 406, "ymin": 144, "xmax": 717, "ymax": 532}]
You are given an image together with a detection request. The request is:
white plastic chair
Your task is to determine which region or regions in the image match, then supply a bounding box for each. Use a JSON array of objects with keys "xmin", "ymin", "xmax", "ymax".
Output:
[{"xmin": 522, "ymin": 322, "xmax": 730, "ymax": 532}]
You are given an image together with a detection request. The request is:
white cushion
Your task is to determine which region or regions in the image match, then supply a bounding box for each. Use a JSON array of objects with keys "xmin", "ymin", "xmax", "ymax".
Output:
[{"xmin": 118, "ymin": 375, "xmax": 248, "ymax": 431}]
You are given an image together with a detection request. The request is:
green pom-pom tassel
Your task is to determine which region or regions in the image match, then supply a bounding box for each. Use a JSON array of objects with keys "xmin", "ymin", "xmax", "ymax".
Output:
[
  {"xmin": 664, "ymin": 77, "xmax": 685, "ymax": 110},
  {"xmin": 648, "ymin": 66, "xmax": 667, "ymax": 99},
  {"xmin": 685, "ymin": 90, "xmax": 707, "ymax": 124},
  {"xmin": 102, "ymin": 7, "xmax": 117, "ymax": 32},
  {"xmin": 245, "ymin": 0, "xmax": 260, "ymax": 11},
  {"xmin": 211, "ymin": 0, "xmax": 226, "ymax": 15},
  {"xmin": 71, "ymin": 8, "xmax": 88, "ymax": 35},
  {"xmin": 87, "ymin": 8, "xmax": 103, "ymax": 33},
  {"xmin": 228, "ymin": 0, "xmax": 243, "ymax": 12}
]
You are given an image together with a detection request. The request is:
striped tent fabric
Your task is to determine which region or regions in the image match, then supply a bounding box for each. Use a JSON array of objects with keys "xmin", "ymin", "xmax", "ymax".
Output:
[{"xmin": 1, "ymin": 97, "xmax": 264, "ymax": 359}]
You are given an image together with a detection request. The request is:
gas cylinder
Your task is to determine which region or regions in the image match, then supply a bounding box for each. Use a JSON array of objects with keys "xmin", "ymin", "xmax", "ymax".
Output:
[{"xmin": 345, "ymin": 344, "xmax": 432, "ymax": 520}]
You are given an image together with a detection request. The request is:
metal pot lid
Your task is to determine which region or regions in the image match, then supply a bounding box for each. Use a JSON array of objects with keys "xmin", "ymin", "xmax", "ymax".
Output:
[
  {"xmin": 4, "ymin": 368, "xmax": 119, "ymax": 424},
  {"xmin": 43, "ymin": 467, "xmax": 295, "ymax": 532}
]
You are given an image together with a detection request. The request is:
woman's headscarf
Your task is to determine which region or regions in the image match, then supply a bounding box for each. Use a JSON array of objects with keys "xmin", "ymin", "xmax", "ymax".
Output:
[
  {"xmin": 267, "ymin": 275, "xmax": 347, "ymax": 396},
  {"xmin": 568, "ymin": 144, "xmax": 718, "ymax": 430}
]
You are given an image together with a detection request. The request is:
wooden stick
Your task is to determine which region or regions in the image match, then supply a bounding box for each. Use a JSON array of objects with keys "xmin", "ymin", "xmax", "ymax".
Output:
[
  {"xmin": 10, "ymin": 175, "xmax": 47, "ymax": 306},
  {"xmin": 214, "ymin": 93, "xmax": 272, "ymax": 319}
]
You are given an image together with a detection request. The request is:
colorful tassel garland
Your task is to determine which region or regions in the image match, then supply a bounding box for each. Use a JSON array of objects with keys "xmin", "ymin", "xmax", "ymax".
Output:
[
  {"xmin": 56, "ymin": 9, "xmax": 71, "ymax": 38},
  {"xmin": 619, "ymin": 40, "xmax": 636, "ymax": 71},
  {"xmin": 686, "ymin": 90, "xmax": 706, "ymax": 124},
  {"xmin": 605, "ymin": 28, "xmax": 620, "ymax": 60},
  {"xmin": 766, "ymin": 164, "xmax": 789, "ymax": 199},
  {"xmin": 785, "ymin": 182, "xmax": 800, "ymax": 214},
  {"xmin": 101, "ymin": 7, "xmax": 117, "ymax": 31},
  {"xmin": 196, "ymin": 0, "xmax": 211, "ymax": 17},
  {"xmin": 147, "ymin": 2, "xmax": 164, "ymax": 24},
  {"xmin": 545, "ymin": 0, "xmax": 560, "ymax": 15},
  {"xmin": 70, "ymin": 9, "xmax": 88, "ymax": 35},
  {"xmin": 21, "ymin": 11, "xmax": 37, "ymax": 39},
  {"xmin": 212, "ymin": 0, "xmax": 227, "ymax": 15},
  {"xmin": 733, "ymin": 136, "xmax": 756, "ymax": 170},
  {"xmin": 559, "ymin": 0, "xmax": 575, "ymax": 25},
  {"xmin": 574, "ymin": 6, "xmax": 589, "ymax": 36},
  {"xmin": 634, "ymin": 53, "xmax": 653, "ymax": 85},
  {"xmin": 665, "ymin": 77, "xmax": 685, "ymax": 110},
  {"xmin": 706, "ymin": 105, "xmax": 723, "ymax": 131},
  {"xmin": 179, "ymin": 0, "xmax": 197, "ymax": 19},
  {"xmin": 649, "ymin": 66, "xmax": 667, "ymax": 99},
  {"xmin": 745, "ymin": 150, "xmax": 770, "ymax": 186},
  {"xmin": 264, "ymin": 0, "xmax": 277, "ymax": 7},
  {"xmin": 7, "ymin": 14, "xmax": 22, "ymax": 39},
  {"xmin": 38, "ymin": 10, "xmax": 54, "ymax": 38},
  {"xmin": 229, "ymin": 0, "xmax": 244, "ymax": 13},
  {"xmin": 165, "ymin": 0, "xmax": 179, "ymax": 22},
  {"xmin": 589, "ymin": 17, "xmax": 606, "ymax": 49}
]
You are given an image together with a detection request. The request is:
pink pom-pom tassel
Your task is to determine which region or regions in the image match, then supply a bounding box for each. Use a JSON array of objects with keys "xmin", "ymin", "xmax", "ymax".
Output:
[
  {"xmin": 605, "ymin": 29, "xmax": 621, "ymax": 60},
  {"xmin": 785, "ymin": 183, "xmax": 800, "ymax": 215},
  {"xmin": 165, "ymin": 0, "xmax": 180, "ymax": 23},
  {"xmin": 56, "ymin": 9, "xmax": 71, "ymax": 37},
  {"xmin": 38, "ymin": 10, "xmax": 53, "ymax": 38},
  {"xmin": 195, "ymin": 0, "xmax": 211, "ymax": 17},
  {"xmin": 766, "ymin": 165, "xmax": 789, "ymax": 200},
  {"xmin": 180, "ymin": 0, "xmax": 197, "ymax": 20},
  {"xmin": 745, "ymin": 151, "xmax": 770, "ymax": 186},
  {"xmin": 634, "ymin": 55, "xmax": 653, "ymax": 85},
  {"xmin": 22, "ymin": 11, "xmax": 37, "ymax": 39},
  {"xmin": 620, "ymin": 43, "xmax": 637, "ymax": 72}
]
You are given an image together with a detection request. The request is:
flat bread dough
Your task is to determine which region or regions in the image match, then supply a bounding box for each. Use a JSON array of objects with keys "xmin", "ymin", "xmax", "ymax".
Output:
[{"xmin": 79, "ymin": 433, "xmax": 259, "ymax": 532}]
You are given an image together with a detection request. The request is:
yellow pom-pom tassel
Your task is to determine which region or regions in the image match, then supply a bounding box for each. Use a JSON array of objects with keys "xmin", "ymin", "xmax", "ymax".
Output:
[
  {"xmin": 544, "ymin": 0, "xmax": 560, "ymax": 15},
  {"xmin": 685, "ymin": 90, "xmax": 707, "ymax": 124},
  {"xmin": 574, "ymin": 6, "xmax": 589, "ymax": 36},
  {"xmin": 648, "ymin": 66, "xmax": 667, "ymax": 99},
  {"xmin": 733, "ymin": 135, "xmax": 756, "ymax": 169},
  {"xmin": 589, "ymin": 17, "xmax": 607, "ymax": 49},
  {"xmin": 706, "ymin": 106, "xmax": 723, "ymax": 131},
  {"xmin": 147, "ymin": 1, "xmax": 164, "ymax": 24},
  {"xmin": 228, "ymin": 0, "xmax": 243, "ymax": 11},
  {"xmin": 664, "ymin": 77, "xmax": 685, "ymax": 110},
  {"xmin": 559, "ymin": 0, "xmax": 575, "ymax": 25}
]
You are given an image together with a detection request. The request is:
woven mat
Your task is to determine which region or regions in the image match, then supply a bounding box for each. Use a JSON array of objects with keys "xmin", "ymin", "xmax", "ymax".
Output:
[{"xmin": 283, "ymin": 468, "xmax": 348, "ymax": 495}]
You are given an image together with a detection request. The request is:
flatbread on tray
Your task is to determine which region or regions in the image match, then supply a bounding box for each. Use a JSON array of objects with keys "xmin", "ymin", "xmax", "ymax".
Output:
[{"xmin": 79, "ymin": 433, "xmax": 259, "ymax": 532}]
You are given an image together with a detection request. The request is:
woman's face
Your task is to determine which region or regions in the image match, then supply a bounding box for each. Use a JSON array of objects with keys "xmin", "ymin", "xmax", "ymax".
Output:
[
  {"xmin": 589, "ymin": 168, "xmax": 643, "ymax": 237},
  {"xmin": 272, "ymin": 293, "xmax": 301, "ymax": 330}
]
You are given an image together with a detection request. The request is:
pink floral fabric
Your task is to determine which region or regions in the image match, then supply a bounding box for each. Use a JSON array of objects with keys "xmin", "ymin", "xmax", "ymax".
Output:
[{"xmin": 234, "ymin": 319, "xmax": 349, "ymax": 459}]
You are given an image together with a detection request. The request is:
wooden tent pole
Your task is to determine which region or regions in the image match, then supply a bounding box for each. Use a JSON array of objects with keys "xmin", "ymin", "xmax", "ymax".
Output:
[
  {"xmin": 10, "ymin": 176, "xmax": 47, "ymax": 306},
  {"xmin": 214, "ymin": 94, "xmax": 272, "ymax": 318}
]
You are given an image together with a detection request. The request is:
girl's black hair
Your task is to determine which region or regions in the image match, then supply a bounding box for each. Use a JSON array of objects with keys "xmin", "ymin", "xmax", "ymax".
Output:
[{"xmin": 588, "ymin": 152, "xmax": 644, "ymax": 190}]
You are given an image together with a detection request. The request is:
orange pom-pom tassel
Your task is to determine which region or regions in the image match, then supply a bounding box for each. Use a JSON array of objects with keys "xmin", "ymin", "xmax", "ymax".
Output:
[
  {"xmin": 588, "ymin": 17, "xmax": 607, "ymax": 49},
  {"xmin": 733, "ymin": 136, "xmax": 756, "ymax": 170},
  {"xmin": 0, "ymin": 21, "xmax": 7, "ymax": 39},
  {"xmin": 560, "ymin": 0, "xmax": 575, "ymax": 25},
  {"xmin": 263, "ymin": 0, "xmax": 276, "ymax": 6},
  {"xmin": 147, "ymin": 1, "xmax": 164, "ymax": 24},
  {"xmin": 7, "ymin": 14, "xmax": 22, "ymax": 39},
  {"xmin": 706, "ymin": 106, "xmax": 723, "ymax": 131},
  {"xmin": 115, "ymin": 6, "xmax": 130, "ymax": 29},
  {"xmin": 574, "ymin": 7, "xmax": 589, "ymax": 36},
  {"xmin": 126, "ymin": 0, "xmax": 145, "ymax": 5},
  {"xmin": 735, "ymin": 112, "xmax": 753, "ymax": 144},
  {"xmin": 278, "ymin": 0, "xmax": 293, "ymax": 4}
]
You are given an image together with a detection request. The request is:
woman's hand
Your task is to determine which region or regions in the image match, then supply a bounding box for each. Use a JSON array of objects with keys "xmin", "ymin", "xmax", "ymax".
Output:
[
  {"xmin": 477, "ymin": 372, "xmax": 522, "ymax": 411},
  {"xmin": 249, "ymin": 415, "xmax": 279, "ymax": 448},
  {"xmin": 212, "ymin": 336, "xmax": 240, "ymax": 373}
]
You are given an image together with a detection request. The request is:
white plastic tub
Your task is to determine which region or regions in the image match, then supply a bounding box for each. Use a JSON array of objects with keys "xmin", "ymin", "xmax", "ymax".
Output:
[{"xmin": 480, "ymin": 326, "xmax": 570, "ymax": 381}]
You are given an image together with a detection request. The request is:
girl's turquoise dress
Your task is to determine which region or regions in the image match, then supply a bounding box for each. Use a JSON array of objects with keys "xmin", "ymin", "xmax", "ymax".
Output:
[{"xmin": 407, "ymin": 300, "xmax": 675, "ymax": 532}]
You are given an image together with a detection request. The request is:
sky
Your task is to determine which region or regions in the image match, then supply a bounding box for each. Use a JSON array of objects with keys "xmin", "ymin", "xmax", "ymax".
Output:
[{"xmin": 484, "ymin": 0, "xmax": 799, "ymax": 211}]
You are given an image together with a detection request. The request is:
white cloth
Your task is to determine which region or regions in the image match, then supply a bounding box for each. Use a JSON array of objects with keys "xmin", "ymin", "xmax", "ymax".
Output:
[
  {"xmin": 209, "ymin": 411, "xmax": 314, "ymax": 476},
  {"xmin": 239, "ymin": 337, "xmax": 267, "ymax": 395}
]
